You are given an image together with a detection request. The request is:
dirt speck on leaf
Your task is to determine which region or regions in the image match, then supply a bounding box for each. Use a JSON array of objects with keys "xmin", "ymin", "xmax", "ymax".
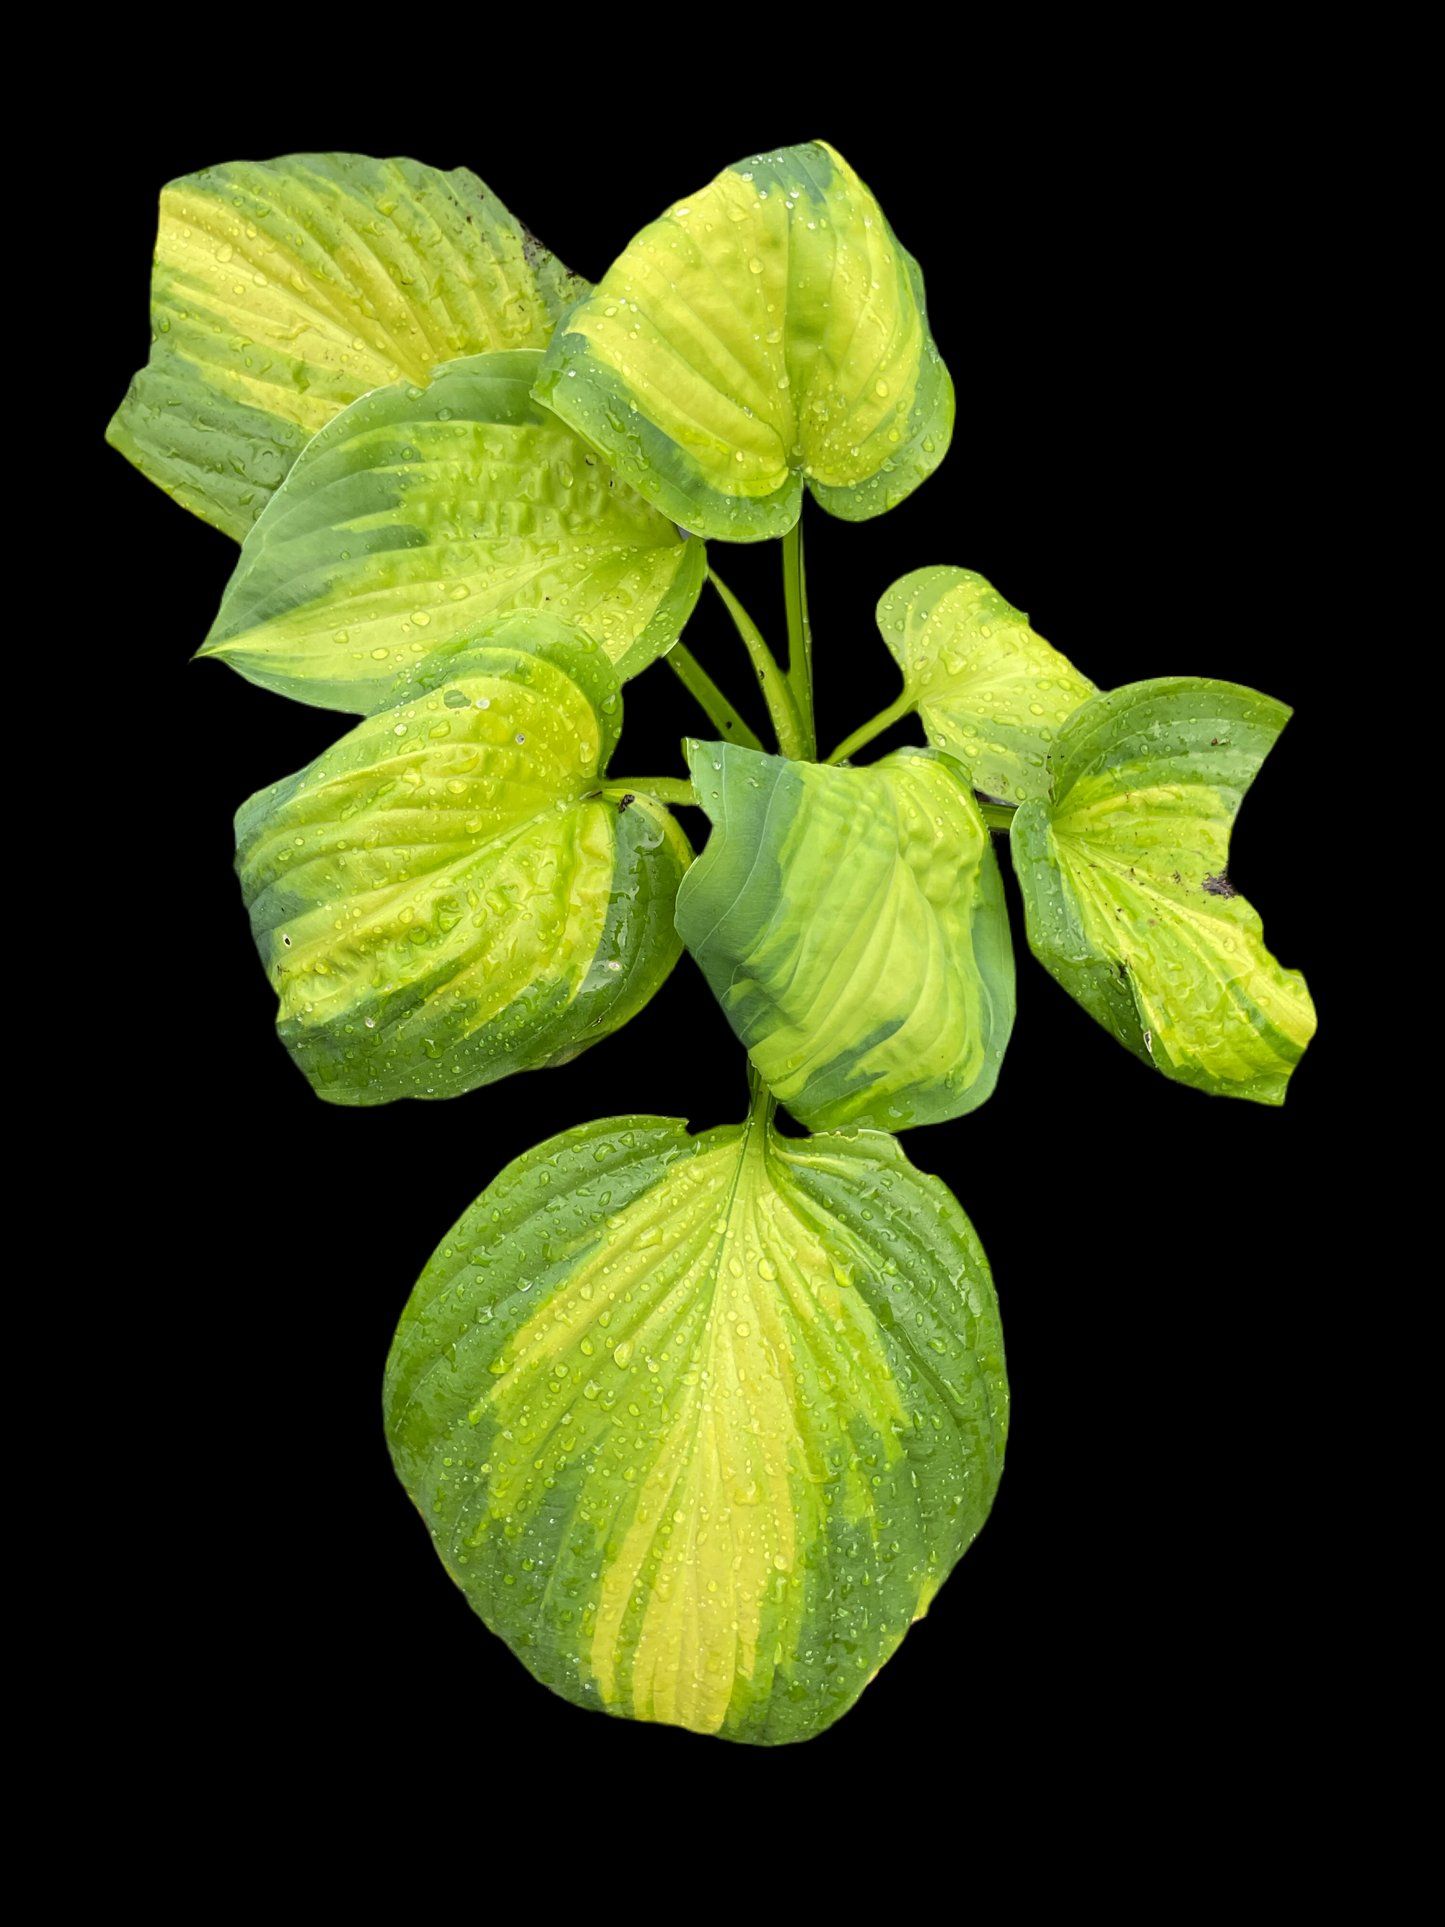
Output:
[{"xmin": 1203, "ymin": 871, "xmax": 1237, "ymax": 898}]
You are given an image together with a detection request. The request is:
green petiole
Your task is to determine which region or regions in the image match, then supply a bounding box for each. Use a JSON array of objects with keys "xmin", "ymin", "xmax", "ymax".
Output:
[
  {"xmin": 824, "ymin": 690, "xmax": 917, "ymax": 765},
  {"xmin": 662, "ymin": 643, "xmax": 763, "ymax": 753},
  {"xmin": 708, "ymin": 569, "xmax": 807, "ymax": 761},
  {"xmin": 781, "ymin": 520, "xmax": 816, "ymax": 760},
  {"xmin": 603, "ymin": 777, "xmax": 699, "ymax": 808}
]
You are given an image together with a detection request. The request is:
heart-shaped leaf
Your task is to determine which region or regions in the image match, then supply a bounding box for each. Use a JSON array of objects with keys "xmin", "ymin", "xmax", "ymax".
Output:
[
  {"xmin": 199, "ymin": 352, "xmax": 706, "ymax": 711},
  {"xmin": 235, "ymin": 613, "xmax": 690, "ymax": 1104},
  {"xmin": 384, "ymin": 1102, "xmax": 1007, "ymax": 1744},
  {"xmin": 675, "ymin": 741, "xmax": 1014, "ymax": 1129},
  {"xmin": 1010, "ymin": 676, "xmax": 1315, "ymax": 1102},
  {"xmin": 108, "ymin": 152, "xmax": 588, "ymax": 541},
  {"xmin": 533, "ymin": 141, "xmax": 953, "ymax": 541},
  {"xmin": 876, "ymin": 566, "xmax": 1097, "ymax": 804}
]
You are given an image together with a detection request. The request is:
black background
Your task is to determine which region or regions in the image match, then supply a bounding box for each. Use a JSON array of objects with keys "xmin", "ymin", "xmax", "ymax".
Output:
[{"xmin": 94, "ymin": 105, "xmax": 1348, "ymax": 1798}]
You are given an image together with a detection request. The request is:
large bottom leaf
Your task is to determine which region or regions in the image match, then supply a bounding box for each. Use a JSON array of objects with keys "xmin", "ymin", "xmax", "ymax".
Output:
[{"xmin": 385, "ymin": 1101, "xmax": 1007, "ymax": 1744}]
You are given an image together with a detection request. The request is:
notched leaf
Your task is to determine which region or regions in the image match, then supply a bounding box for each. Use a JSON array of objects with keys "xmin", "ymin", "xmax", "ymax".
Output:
[{"xmin": 1010, "ymin": 676, "xmax": 1315, "ymax": 1104}]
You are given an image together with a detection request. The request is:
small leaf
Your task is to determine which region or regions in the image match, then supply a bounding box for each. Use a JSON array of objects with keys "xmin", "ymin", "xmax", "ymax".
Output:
[
  {"xmin": 384, "ymin": 1106, "xmax": 1007, "ymax": 1744},
  {"xmin": 1011, "ymin": 676, "xmax": 1315, "ymax": 1103},
  {"xmin": 876, "ymin": 566, "xmax": 1097, "ymax": 803},
  {"xmin": 533, "ymin": 141, "xmax": 953, "ymax": 541},
  {"xmin": 235, "ymin": 614, "xmax": 690, "ymax": 1104},
  {"xmin": 676, "ymin": 741, "xmax": 1014, "ymax": 1128},
  {"xmin": 108, "ymin": 152, "xmax": 589, "ymax": 541},
  {"xmin": 199, "ymin": 352, "xmax": 705, "ymax": 711}
]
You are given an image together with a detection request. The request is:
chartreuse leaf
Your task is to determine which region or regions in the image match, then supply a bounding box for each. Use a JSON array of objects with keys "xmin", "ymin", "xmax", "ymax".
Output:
[
  {"xmin": 1011, "ymin": 677, "xmax": 1315, "ymax": 1103},
  {"xmin": 675, "ymin": 742, "xmax": 1013, "ymax": 1129},
  {"xmin": 108, "ymin": 152, "xmax": 588, "ymax": 542},
  {"xmin": 533, "ymin": 141, "xmax": 953, "ymax": 541},
  {"xmin": 199, "ymin": 352, "xmax": 706, "ymax": 712},
  {"xmin": 876, "ymin": 566, "xmax": 1097, "ymax": 803},
  {"xmin": 384, "ymin": 1102, "xmax": 1007, "ymax": 1744},
  {"xmin": 235, "ymin": 613, "xmax": 690, "ymax": 1105}
]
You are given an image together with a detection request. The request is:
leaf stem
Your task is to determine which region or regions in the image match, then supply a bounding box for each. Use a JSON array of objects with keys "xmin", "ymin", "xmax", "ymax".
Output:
[
  {"xmin": 977, "ymin": 799, "xmax": 1016, "ymax": 831},
  {"xmin": 746, "ymin": 1060, "xmax": 777, "ymax": 1132},
  {"xmin": 824, "ymin": 690, "xmax": 916, "ymax": 765},
  {"xmin": 708, "ymin": 570, "xmax": 806, "ymax": 760},
  {"xmin": 781, "ymin": 520, "xmax": 816, "ymax": 760},
  {"xmin": 602, "ymin": 776, "xmax": 698, "ymax": 807},
  {"xmin": 662, "ymin": 643, "xmax": 763, "ymax": 753}
]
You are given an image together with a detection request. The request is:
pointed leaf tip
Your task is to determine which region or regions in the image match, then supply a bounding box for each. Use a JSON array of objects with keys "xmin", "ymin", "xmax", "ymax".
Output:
[{"xmin": 201, "ymin": 352, "xmax": 705, "ymax": 711}]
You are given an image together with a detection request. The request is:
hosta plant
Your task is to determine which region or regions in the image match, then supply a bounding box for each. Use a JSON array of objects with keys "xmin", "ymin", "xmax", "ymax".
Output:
[{"xmin": 112, "ymin": 141, "xmax": 1316, "ymax": 1744}]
